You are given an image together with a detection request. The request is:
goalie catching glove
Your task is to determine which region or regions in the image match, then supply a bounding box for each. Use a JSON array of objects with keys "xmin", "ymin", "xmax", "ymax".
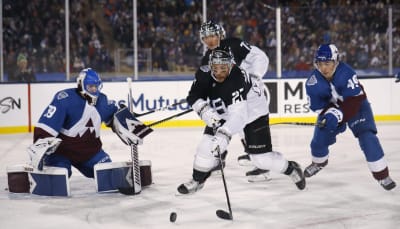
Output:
[
  {"xmin": 27, "ymin": 137, "xmax": 62, "ymax": 170},
  {"xmin": 211, "ymin": 127, "xmax": 232, "ymax": 157},
  {"xmin": 112, "ymin": 107, "xmax": 153, "ymax": 145},
  {"xmin": 192, "ymin": 99, "xmax": 221, "ymax": 128}
]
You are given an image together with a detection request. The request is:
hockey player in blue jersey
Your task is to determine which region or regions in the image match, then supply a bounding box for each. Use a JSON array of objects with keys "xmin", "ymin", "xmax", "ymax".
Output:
[
  {"xmin": 177, "ymin": 47, "xmax": 305, "ymax": 194},
  {"xmin": 395, "ymin": 72, "xmax": 400, "ymax": 83},
  {"xmin": 304, "ymin": 44, "xmax": 396, "ymax": 191},
  {"xmin": 27, "ymin": 68, "xmax": 130, "ymax": 179}
]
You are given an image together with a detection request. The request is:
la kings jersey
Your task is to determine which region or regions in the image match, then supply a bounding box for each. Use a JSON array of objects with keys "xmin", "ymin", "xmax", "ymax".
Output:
[
  {"xmin": 187, "ymin": 64, "xmax": 269, "ymax": 135},
  {"xmin": 34, "ymin": 88, "xmax": 118, "ymax": 163},
  {"xmin": 201, "ymin": 37, "xmax": 269, "ymax": 78}
]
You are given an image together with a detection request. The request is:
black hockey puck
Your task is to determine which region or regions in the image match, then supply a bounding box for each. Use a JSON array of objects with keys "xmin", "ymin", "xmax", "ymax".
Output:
[{"xmin": 169, "ymin": 212, "xmax": 177, "ymax": 222}]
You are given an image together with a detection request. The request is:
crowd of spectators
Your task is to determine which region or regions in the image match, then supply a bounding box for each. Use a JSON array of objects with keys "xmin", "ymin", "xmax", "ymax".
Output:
[
  {"xmin": 102, "ymin": 0, "xmax": 399, "ymax": 75},
  {"xmin": 2, "ymin": 0, "xmax": 399, "ymax": 81},
  {"xmin": 3, "ymin": 0, "xmax": 114, "ymax": 82}
]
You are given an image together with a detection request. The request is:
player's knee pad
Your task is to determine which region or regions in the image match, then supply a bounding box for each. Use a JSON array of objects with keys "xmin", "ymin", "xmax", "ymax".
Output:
[
  {"xmin": 193, "ymin": 135, "xmax": 218, "ymax": 172},
  {"xmin": 7, "ymin": 164, "xmax": 70, "ymax": 196},
  {"xmin": 94, "ymin": 160, "xmax": 152, "ymax": 192},
  {"xmin": 358, "ymin": 131, "xmax": 384, "ymax": 162},
  {"xmin": 249, "ymin": 151, "xmax": 287, "ymax": 173}
]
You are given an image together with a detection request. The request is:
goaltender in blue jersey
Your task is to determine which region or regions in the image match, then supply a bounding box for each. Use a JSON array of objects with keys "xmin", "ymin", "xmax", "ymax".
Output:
[
  {"xmin": 31, "ymin": 68, "xmax": 118, "ymax": 178},
  {"xmin": 25, "ymin": 68, "xmax": 149, "ymax": 197},
  {"xmin": 304, "ymin": 44, "xmax": 396, "ymax": 191}
]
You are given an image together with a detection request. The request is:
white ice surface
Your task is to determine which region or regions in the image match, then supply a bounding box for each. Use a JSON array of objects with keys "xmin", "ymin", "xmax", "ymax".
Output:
[{"xmin": 1, "ymin": 123, "xmax": 399, "ymax": 229}]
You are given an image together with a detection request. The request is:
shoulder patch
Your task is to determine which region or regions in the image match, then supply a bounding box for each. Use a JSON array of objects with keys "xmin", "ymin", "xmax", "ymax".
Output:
[
  {"xmin": 306, "ymin": 75, "xmax": 318, "ymax": 86},
  {"xmin": 199, "ymin": 65, "xmax": 210, "ymax": 73},
  {"xmin": 57, "ymin": 91, "xmax": 69, "ymax": 100}
]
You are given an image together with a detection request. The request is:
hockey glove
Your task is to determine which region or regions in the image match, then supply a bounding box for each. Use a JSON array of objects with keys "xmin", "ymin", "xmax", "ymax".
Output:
[
  {"xmin": 192, "ymin": 100, "xmax": 221, "ymax": 128},
  {"xmin": 321, "ymin": 107, "xmax": 343, "ymax": 131},
  {"xmin": 27, "ymin": 137, "xmax": 62, "ymax": 170},
  {"xmin": 211, "ymin": 128, "xmax": 232, "ymax": 157}
]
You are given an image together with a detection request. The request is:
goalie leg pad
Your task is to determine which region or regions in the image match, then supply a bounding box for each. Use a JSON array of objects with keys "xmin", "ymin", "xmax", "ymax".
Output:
[
  {"xmin": 30, "ymin": 166, "xmax": 70, "ymax": 196},
  {"xmin": 7, "ymin": 165, "xmax": 70, "ymax": 196},
  {"xmin": 139, "ymin": 160, "xmax": 152, "ymax": 186},
  {"xmin": 7, "ymin": 165, "xmax": 31, "ymax": 193},
  {"xmin": 94, "ymin": 160, "xmax": 152, "ymax": 192}
]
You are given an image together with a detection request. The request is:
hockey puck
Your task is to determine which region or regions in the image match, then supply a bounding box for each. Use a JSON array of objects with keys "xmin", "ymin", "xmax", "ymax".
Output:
[{"xmin": 169, "ymin": 212, "xmax": 177, "ymax": 222}]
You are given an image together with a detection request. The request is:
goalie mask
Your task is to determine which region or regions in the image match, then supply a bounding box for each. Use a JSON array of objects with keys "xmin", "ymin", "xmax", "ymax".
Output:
[
  {"xmin": 77, "ymin": 68, "xmax": 103, "ymax": 105},
  {"xmin": 209, "ymin": 47, "xmax": 234, "ymax": 83}
]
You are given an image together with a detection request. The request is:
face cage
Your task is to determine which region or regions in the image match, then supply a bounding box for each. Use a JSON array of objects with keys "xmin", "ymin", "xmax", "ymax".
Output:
[{"xmin": 79, "ymin": 80, "xmax": 102, "ymax": 106}]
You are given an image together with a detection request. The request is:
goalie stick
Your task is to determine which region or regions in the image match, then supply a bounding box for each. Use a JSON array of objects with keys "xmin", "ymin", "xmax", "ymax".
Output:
[{"xmin": 118, "ymin": 77, "xmax": 142, "ymax": 195}]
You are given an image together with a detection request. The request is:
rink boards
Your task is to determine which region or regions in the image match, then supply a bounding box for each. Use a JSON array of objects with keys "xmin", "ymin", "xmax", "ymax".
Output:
[{"xmin": 1, "ymin": 78, "xmax": 400, "ymax": 134}]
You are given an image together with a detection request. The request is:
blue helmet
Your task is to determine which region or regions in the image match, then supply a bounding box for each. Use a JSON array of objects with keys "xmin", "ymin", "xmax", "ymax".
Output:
[
  {"xmin": 77, "ymin": 68, "xmax": 103, "ymax": 105},
  {"xmin": 314, "ymin": 44, "xmax": 339, "ymax": 63}
]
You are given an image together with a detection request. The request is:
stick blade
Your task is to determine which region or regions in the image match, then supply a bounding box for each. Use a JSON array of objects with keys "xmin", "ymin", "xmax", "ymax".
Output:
[{"xmin": 216, "ymin": 209, "xmax": 232, "ymax": 220}]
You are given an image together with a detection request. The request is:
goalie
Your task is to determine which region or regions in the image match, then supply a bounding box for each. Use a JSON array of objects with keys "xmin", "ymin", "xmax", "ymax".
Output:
[{"xmin": 16, "ymin": 68, "xmax": 150, "ymax": 196}]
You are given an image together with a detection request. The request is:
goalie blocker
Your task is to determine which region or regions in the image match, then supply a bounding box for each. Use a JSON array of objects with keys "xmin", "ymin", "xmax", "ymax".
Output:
[{"xmin": 7, "ymin": 160, "xmax": 152, "ymax": 196}]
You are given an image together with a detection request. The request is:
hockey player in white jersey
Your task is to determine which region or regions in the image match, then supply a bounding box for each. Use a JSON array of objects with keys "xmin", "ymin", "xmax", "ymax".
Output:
[
  {"xmin": 199, "ymin": 21, "xmax": 271, "ymax": 181},
  {"xmin": 177, "ymin": 47, "xmax": 305, "ymax": 194}
]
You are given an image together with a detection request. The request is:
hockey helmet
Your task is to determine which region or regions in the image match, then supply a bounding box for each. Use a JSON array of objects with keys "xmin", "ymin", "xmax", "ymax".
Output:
[
  {"xmin": 77, "ymin": 68, "xmax": 103, "ymax": 105},
  {"xmin": 209, "ymin": 47, "xmax": 234, "ymax": 67},
  {"xmin": 209, "ymin": 47, "xmax": 234, "ymax": 82},
  {"xmin": 199, "ymin": 21, "xmax": 226, "ymax": 41},
  {"xmin": 314, "ymin": 44, "xmax": 339, "ymax": 63}
]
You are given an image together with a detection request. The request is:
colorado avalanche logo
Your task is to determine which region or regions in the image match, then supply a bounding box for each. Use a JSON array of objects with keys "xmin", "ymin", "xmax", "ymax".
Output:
[{"xmin": 307, "ymin": 75, "xmax": 317, "ymax": 86}]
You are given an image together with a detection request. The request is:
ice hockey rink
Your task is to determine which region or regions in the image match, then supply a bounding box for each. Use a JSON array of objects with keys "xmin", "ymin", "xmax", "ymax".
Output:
[{"xmin": 0, "ymin": 123, "xmax": 399, "ymax": 229}]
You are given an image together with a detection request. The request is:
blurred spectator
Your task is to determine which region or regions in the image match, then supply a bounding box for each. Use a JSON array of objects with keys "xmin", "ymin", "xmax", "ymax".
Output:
[
  {"xmin": 294, "ymin": 56, "xmax": 311, "ymax": 71},
  {"xmin": 2, "ymin": 0, "xmax": 398, "ymax": 79},
  {"xmin": 9, "ymin": 53, "xmax": 36, "ymax": 82}
]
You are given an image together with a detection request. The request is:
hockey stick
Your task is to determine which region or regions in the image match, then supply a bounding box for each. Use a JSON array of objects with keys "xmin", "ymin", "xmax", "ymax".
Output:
[
  {"xmin": 213, "ymin": 127, "xmax": 233, "ymax": 220},
  {"xmin": 270, "ymin": 121, "xmax": 326, "ymax": 128},
  {"xmin": 270, "ymin": 122, "xmax": 317, "ymax": 126},
  {"xmin": 134, "ymin": 100, "xmax": 188, "ymax": 117},
  {"xmin": 147, "ymin": 108, "xmax": 193, "ymax": 127},
  {"xmin": 118, "ymin": 77, "xmax": 142, "ymax": 195}
]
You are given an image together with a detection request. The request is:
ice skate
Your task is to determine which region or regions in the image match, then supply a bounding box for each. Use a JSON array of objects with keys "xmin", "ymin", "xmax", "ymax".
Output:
[
  {"xmin": 304, "ymin": 160, "xmax": 328, "ymax": 177},
  {"xmin": 288, "ymin": 161, "xmax": 306, "ymax": 190},
  {"xmin": 237, "ymin": 154, "xmax": 252, "ymax": 166},
  {"xmin": 246, "ymin": 168, "xmax": 271, "ymax": 182},
  {"xmin": 379, "ymin": 176, "xmax": 396, "ymax": 191},
  {"xmin": 177, "ymin": 179, "xmax": 204, "ymax": 194}
]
